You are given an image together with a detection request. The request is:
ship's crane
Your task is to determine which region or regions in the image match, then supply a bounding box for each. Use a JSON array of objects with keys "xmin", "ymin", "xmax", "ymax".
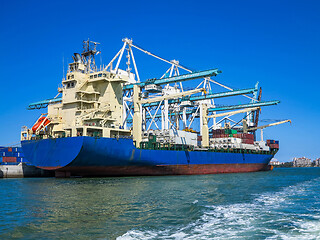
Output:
[
  {"xmin": 139, "ymin": 88, "xmax": 206, "ymax": 104},
  {"xmin": 28, "ymin": 39, "xmax": 261, "ymax": 130},
  {"xmin": 142, "ymin": 88, "xmax": 257, "ymax": 108},
  {"xmin": 199, "ymin": 106, "xmax": 260, "ymax": 146},
  {"xmin": 108, "ymin": 37, "xmax": 265, "ymax": 132},
  {"xmin": 247, "ymin": 119, "xmax": 291, "ymax": 132},
  {"xmin": 253, "ymin": 87, "xmax": 262, "ymax": 129},
  {"xmin": 245, "ymin": 119, "xmax": 292, "ymax": 141},
  {"xmin": 208, "ymin": 100, "xmax": 279, "ymax": 112},
  {"xmin": 207, "ymin": 107, "xmax": 260, "ymax": 119},
  {"xmin": 123, "ymin": 69, "xmax": 220, "ymax": 90},
  {"xmin": 125, "ymin": 100, "xmax": 280, "ymax": 123}
]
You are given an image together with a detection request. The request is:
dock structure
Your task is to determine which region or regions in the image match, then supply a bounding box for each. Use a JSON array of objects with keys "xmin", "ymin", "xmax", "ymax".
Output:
[
  {"xmin": 0, "ymin": 147, "xmax": 52, "ymax": 178},
  {"xmin": 0, "ymin": 163, "xmax": 52, "ymax": 178}
]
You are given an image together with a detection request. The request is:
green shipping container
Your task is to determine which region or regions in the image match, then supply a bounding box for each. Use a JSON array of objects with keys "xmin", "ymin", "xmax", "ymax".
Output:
[{"xmin": 225, "ymin": 129, "xmax": 237, "ymax": 135}]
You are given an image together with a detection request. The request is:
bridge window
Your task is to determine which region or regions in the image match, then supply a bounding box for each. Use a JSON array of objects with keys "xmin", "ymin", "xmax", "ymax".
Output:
[{"xmin": 66, "ymin": 81, "xmax": 75, "ymax": 88}]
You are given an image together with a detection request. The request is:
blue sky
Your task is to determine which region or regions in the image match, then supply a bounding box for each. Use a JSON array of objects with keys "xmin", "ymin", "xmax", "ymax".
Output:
[{"xmin": 0, "ymin": 0, "xmax": 319, "ymax": 161}]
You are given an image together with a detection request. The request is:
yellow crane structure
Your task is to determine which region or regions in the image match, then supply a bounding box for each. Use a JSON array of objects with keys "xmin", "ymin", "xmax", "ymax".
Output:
[{"xmin": 246, "ymin": 119, "xmax": 292, "ymax": 141}]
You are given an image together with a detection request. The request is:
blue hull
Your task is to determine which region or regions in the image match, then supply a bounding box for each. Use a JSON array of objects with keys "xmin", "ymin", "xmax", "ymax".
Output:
[{"xmin": 21, "ymin": 137, "xmax": 274, "ymax": 176}]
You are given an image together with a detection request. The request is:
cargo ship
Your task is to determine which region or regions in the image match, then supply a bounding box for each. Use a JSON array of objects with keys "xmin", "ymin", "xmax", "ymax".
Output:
[{"xmin": 21, "ymin": 39, "xmax": 290, "ymax": 177}]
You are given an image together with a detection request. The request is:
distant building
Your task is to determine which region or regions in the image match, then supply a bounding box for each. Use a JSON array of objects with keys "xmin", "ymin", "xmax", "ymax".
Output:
[
  {"xmin": 313, "ymin": 158, "xmax": 320, "ymax": 167},
  {"xmin": 270, "ymin": 160, "xmax": 281, "ymax": 166},
  {"xmin": 293, "ymin": 157, "xmax": 312, "ymax": 167}
]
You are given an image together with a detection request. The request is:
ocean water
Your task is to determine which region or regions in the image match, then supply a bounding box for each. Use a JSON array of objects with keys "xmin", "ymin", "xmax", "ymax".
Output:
[{"xmin": 0, "ymin": 168, "xmax": 320, "ymax": 240}]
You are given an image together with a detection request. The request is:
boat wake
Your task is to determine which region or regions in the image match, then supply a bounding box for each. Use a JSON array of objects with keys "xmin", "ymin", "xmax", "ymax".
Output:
[{"xmin": 117, "ymin": 177, "xmax": 320, "ymax": 240}]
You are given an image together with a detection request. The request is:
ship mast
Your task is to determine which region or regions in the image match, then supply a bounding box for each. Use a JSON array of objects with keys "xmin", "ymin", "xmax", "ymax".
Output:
[{"xmin": 81, "ymin": 39, "xmax": 100, "ymax": 72}]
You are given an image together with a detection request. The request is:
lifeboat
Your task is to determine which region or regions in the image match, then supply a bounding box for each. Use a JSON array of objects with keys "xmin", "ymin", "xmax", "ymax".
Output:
[{"xmin": 32, "ymin": 117, "xmax": 51, "ymax": 132}]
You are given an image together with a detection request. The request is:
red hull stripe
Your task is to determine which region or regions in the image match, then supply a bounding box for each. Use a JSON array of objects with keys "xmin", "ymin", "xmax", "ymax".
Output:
[{"xmin": 41, "ymin": 164, "xmax": 271, "ymax": 177}]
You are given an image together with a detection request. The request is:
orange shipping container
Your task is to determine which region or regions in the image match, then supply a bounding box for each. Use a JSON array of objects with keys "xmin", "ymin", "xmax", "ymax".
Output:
[{"xmin": 3, "ymin": 157, "xmax": 17, "ymax": 162}]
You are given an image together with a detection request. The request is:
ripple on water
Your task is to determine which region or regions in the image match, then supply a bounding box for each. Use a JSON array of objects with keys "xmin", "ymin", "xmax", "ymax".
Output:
[{"xmin": 118, "ymin": 176, "xmax": 320, "ymax": 240}]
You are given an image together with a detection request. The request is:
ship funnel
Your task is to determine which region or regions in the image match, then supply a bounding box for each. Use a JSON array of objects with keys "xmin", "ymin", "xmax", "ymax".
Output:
[{"xmin": 73, "ymin": 53, "xmax": 81, "ymax": 63}]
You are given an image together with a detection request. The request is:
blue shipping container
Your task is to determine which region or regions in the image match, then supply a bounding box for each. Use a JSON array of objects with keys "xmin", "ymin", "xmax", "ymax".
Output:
[{"xmin": 17, "ymin": 157, "xmax": 29, "ymax": 163}]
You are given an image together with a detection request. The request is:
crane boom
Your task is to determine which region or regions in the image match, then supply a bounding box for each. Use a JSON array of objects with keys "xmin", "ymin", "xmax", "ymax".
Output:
[
  {"xmin": 126, "ymin": 101, "xmax": 279, "ymax": 123},
  {"xmin": 141, "ymin": 88, "xmax": 257, "ymax": 108},
  {"xmin": 123, "ymin": 69, "xmax": 220, "ymax": 90},
  {"xmin": 208, "ymin": 100, "xmax": 280, "ymax": 112},
  {"xmin": 248, "ymin": 120, "xmax": 291, "ymax": 131},
  {"xmin": 207, "ymin": 107, "xmax": 260, "ymax": 119},
  {"xmin": 254, "ymin": 87, "xmax": 262, "ymax": 127},
  {"xmin": 139, "ymin": 88, "xmax": 206, "ymax": 104}
]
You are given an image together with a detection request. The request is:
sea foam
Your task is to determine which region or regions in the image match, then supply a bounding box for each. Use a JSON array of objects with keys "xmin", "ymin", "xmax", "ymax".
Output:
[{"xmin": 117, "ymin": 177, "xmax": 320, "ymax": 240}]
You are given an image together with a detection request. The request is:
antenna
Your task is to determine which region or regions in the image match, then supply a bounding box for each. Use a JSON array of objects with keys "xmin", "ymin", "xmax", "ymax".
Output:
[
  {"xmin": 81, "ymin": 38, "xmax": 100, "ymax": 72},
  {"xmin": 62, "ymin": 54, "xmax": 65, "ymax": 78},
  {"xmin": 100, "ymin": 51, "xmax": 102, "ymax": 70}
]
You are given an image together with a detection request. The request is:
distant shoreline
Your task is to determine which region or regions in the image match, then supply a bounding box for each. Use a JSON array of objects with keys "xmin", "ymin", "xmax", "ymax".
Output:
[{"xmin": 273, "ymin": 164, "xmax": 320, "ymax": 168}]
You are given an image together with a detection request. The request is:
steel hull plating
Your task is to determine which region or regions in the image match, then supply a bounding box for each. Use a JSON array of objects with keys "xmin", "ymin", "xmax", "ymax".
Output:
[{"xmin": 21, "ymin": 137, "xmax": 274, "ymax": 177}]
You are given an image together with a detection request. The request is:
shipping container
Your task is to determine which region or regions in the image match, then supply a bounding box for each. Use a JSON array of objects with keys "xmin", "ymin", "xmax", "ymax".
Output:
[
  {"xmin": 2, "ymin": 152, "xmax": 15, "ymax": 157},
  {"xmin": 212, "ymin": 129, "xmax": 230, "ymax": 135},
  {"xmin": 242, "ymin": 139, "xmax": 254, "ymax": 144},
  {"xmin": 3, "ymin": 157, "xmax": 17, "ymax": 163},
  {"xmin": 19, "ymin": 157, "xmax": 29, "ymax": 163},
  {"xmin": 245, "ymin": 134, "xmax": 254, "ymax": 140},
  {"xmin": 269, "ymin": 144, "xmax": 279, "ymax": 149},
  {"xmin": 224, "ymin": 129, "xmax": 237, "ymax": 135}
]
